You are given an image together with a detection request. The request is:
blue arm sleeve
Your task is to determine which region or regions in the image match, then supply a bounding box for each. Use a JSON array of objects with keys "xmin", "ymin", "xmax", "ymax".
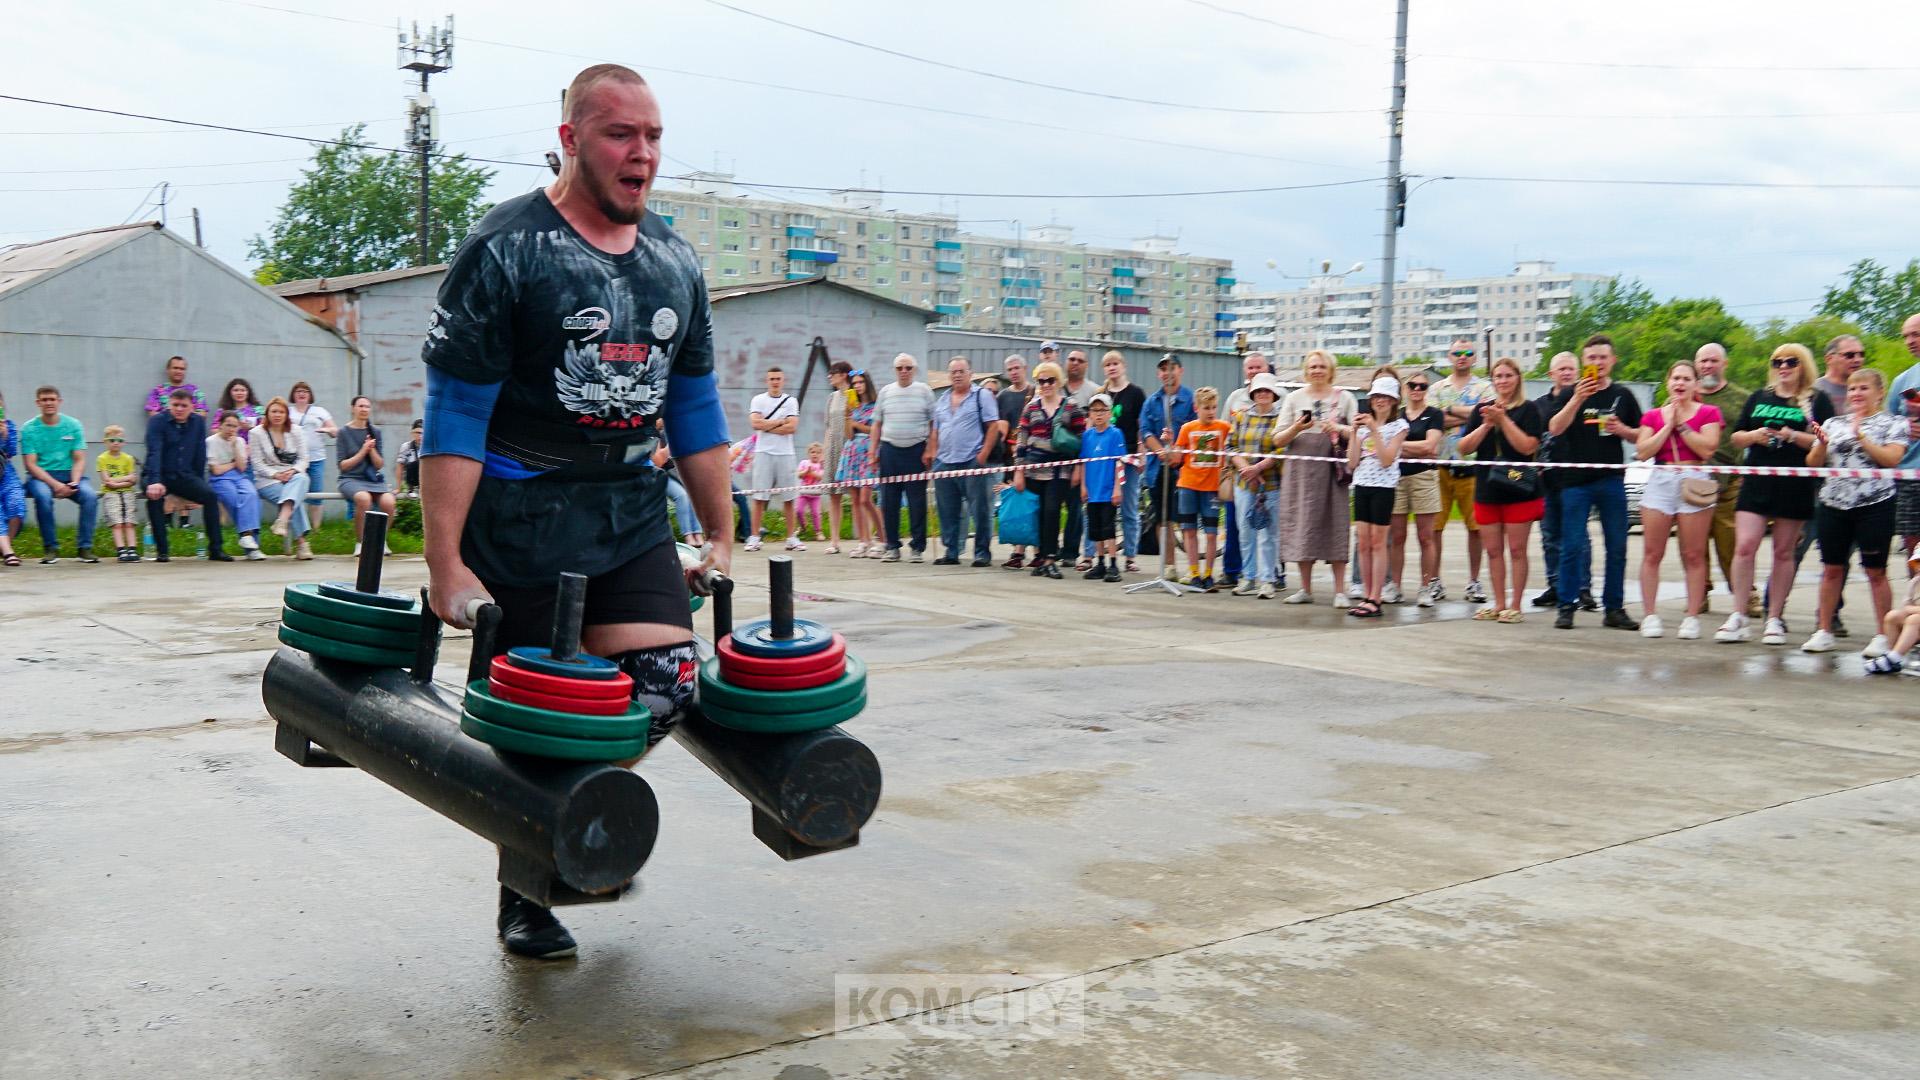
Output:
[
  {"xmin": 422, "ymin": 367, "xmax": 502, "ymax": 463},
  {"xmin": 662, "ymin": 371, "xmax": 729, "ymax": 457}
]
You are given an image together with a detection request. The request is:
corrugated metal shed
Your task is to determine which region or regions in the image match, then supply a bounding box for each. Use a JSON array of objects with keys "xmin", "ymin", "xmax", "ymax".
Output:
[{"xmin": 276, "ymin": 265, "xmax": 448, "ymax": 429}]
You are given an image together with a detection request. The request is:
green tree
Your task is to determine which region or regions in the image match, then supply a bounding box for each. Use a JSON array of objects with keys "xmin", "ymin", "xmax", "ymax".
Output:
[
  {"xmin": 1605, "ymin": 298, "xmax": 1754, "ymax": 383},
  {"xmin": 249, "ymin": 125, "xmax": 495, "ymax": 284},
  {"xmin": 1817, "ymin": 258, "xmax": 1920, "ymax": 337},
  {"xmin": 1540, "ymin": 277, "xmax": 1655, "ymax": 366}
]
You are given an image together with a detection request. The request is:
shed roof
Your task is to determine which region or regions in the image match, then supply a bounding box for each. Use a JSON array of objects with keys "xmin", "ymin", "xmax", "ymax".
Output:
[
  {"xmin": 0, "ymin": 222, "xmax": 160, "ymax": 302},
  {"xmin": 711, "ymin": 276, "xmax": 942, "ymax": 321},
  {"xmin": 270, "ymin": 263, "xmax": 449, "ymax": 297}
]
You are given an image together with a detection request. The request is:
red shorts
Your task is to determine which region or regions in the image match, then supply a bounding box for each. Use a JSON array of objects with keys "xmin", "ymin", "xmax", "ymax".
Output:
[{"xmin": 1473, "ymin": 498, "xmax": 1545, "ymax": 526}]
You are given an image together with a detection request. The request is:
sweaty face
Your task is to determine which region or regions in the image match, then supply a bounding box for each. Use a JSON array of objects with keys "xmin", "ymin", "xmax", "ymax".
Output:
[{"xmin": 565, "ymin": 81, "xmax": 663, "ymax": 227}]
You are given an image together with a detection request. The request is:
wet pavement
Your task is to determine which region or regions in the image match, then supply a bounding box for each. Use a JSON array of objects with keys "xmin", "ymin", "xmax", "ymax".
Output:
[{"xmin": 2, "ymin": 537, "xmax": 1916, "ymax": 1079}]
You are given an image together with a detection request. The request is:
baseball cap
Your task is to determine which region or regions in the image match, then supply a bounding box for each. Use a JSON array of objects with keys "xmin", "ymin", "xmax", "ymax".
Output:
[
  {"xmin": 1157, "ymin": 354, "xmax": 1183, "ymax": 369},
  {"xmin": 1368, "ymin": 376, "xmax": 1401, "ymax": 398},
  {"xmin": 1038, "ymin": 340, "xmax": 1059, "ymax": 352},
  {"xmin": 1089, "ymin": 393, "xmax": 1114, "ymax": 409}
]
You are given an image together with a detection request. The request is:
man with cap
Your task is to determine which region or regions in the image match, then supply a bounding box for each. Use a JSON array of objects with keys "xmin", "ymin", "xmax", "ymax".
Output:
[{"xmin": 1140, "ymin": 355, "xmax": 1196, "ymax": 571}]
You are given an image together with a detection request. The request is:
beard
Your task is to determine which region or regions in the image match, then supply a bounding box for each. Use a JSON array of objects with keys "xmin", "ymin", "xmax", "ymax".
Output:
[
  {"xmin": 1698, "ymin": 373, "xmax": 1723, "ymax": 390},
  {"xmin": 578, "ymin": 156, "xmax": 646, "ymax": 225}
]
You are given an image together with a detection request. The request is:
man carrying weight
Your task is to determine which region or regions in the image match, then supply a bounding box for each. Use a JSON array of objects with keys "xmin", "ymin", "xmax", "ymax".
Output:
[{"xmin": 419, "ymin": 64, "xmax": 733, "ymax": 960}]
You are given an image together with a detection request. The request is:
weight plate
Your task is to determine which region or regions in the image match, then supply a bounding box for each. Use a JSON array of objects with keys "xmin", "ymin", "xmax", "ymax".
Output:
[
  {"xmin": 714, "ymin": 657, "xmax": 847, "ymax": 691},
  {"xmin": 285, "ymin": 583, "xmax": 424, "ymax": 630},
  {"xmin": 727, "ymin": 618, "xmax": 838, "ymax": 658},
  {"xmin": 700, "ymin": 691, "xmax": 866, "ymax": 735},
  {"xmin": 505, "ymin": 647, "xmax": 623, "ymax": 680},
  {"xmin": 490, "ymin": 656, "xmax": 633, "ymax": 700},
  {"xmin": 281, "ymin": 606, "xmax": 419, "ymax": 652},
  {"xmin": 699, "ymin": 655, "xmax": 866, "ymax": 714},
  {"xmin": 317, "ymin": 581, "xmax": 416, "ymax": 610},
  {"xmin": 716, "ymin": 633, "xmax": 847, "ymax": 677},
  {"xmin": 460, "ymin": 711, "xmax": 648, "ymax": 762},
  {"xmin": 489, "ymin": 677, "xmax": 633, "ymax": 716},
  {"xmin": 689, "ymin": 593, "xmax": 705, "ymax": 614},
  {"xmin": 277, "ymin": 623, "xmax": 414, "ymax": 668},
  {"xmin": 465, "ymin": 681, "xmax": 650, "ymax": 740}
]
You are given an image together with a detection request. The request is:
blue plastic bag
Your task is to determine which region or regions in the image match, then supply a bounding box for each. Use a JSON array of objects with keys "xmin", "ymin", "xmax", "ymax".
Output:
[{"xmin": 996, "ymin": 486, "xmax": 1040, "ymax": 548}]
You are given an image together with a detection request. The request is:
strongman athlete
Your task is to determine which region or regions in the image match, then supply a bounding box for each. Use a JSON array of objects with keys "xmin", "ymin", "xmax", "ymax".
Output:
[{"xmin": 420, "ymin": 64, "xmax": 734, "ymax": 959}]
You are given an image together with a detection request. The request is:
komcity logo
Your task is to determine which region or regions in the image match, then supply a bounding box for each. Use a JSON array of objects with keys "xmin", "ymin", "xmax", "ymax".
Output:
[{"xmin": 561, "ymin": 307, "xmax": 613, "ymax": 341}]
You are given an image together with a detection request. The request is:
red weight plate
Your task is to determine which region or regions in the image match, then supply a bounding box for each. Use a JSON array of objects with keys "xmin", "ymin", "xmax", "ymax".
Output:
[
  {"xmin": 490, "ymin": 655, "xmax": 633, "ymax": 700},
  {"xmin": 715, "ymin": 633, "xmax": 846, "ymax": 677},
  {"xmin": 488, "ymin": 678, "xmax": 633, "ymax": 716},
  {"xmin": 715, "ymin": 657, "xmax": 848, "ymax": 691}
]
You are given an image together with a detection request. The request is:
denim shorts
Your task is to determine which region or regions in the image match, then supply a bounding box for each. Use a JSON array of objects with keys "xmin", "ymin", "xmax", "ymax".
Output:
[{"xmin": 1174, "ymin": 488, "xmax": 1220, "ymax": 532}]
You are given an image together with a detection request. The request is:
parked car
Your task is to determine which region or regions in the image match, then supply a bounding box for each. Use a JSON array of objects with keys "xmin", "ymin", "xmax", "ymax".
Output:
[{"xmin": 1624, "ymin": 464, "xmax": 1648, "ymax": 532}]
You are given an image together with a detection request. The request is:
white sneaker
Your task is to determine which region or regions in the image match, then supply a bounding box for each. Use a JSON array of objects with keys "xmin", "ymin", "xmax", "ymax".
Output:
[
  {"xmin": 1418, "ymin": 580, "xmax": 1438, "ymax": 608},
  {"xmin": 1231, "ymin": 579, "xmax": 1258, "ymax": 596},
  {"xmin": 744, "ymin": 535, "xmax": 763, "ymax": 552},
  {"xmin": 1257, "ymin": 582, "xmax": 1276, "ymax": 600},
  {"xmin": 1762, "ymin": 617, "xmax": 1788, "ymax": 646},
  {"xmin": 295, "ymin": 539, "xmax": 313, "ymax": 560},
  {"xmin": 909, "ymin": 550, "xmax": 924, "ymax": 563},
  {"xmin": 1382, "ymin": 582, "xmax": 1403, "ymax": 605},
  {"xmin": 1332, "ymin": 592, "xmax": 1352, "ymax": 609},
  {"xmin": 1713, "ymin": 614, "xmax": 1751, "ymax": 643},
  {"xmin": 245, "ymin": 548, "xmax": 266, "ymax": 561},
  {"xmin": 1677, "ymin": 615, "xmax": 1700, "ymax": 640},
  {"xmin": 238, "ymin": 533, "xmax": 259, "ymax": 552},
  {"xmin": 1800, "ymin": 629, "xmax": 1836, "ymax": 653},
  {"xmin": 1429, "ymin": 578, "xmax": 1447, "ymax": 601},
  {"xmin": 1284, "ymin": 589, "xmax": 1314, "ymax": 604},
  {"xmin": 1862, "ymin": 634, "xmax": 1891, "ymax": 659},
  {"xmin": 1162, "ymin": 566, "xmax": 1180, "ymax": 581},
  {"xmin": 352, "ymin": 542, "xmax": 362, "ymax": 557},
  {"xmin": 785, "ymin": 538, "xmax": 807, "ymax": 552},
  {"xmin": 1464, "ymin": 579, "xmax": 1488, "ymax": 603},
  {"xmin": 881, "ymin": 548, "xmax": 901, "ymax": 563},
  {"xmin": 1641, "ymin": 614, "xmax": 1665, "ymax": 639}
]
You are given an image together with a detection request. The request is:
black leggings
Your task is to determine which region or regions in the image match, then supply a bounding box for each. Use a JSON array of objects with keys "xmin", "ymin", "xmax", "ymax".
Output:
[{"xmin": 1035, "ymin": 475, "xmax": 1073, "ymax": 562}]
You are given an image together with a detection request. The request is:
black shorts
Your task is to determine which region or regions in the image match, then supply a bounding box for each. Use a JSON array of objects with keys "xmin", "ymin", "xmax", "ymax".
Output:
[
  {"xmin": 1352, "ymin": 485, "xmax": 1395, "ymax": 526},
  {"xmin": 1898, "ymin": 480, "xmax": 1920, "ymax": 538},
  {"xmin": 1087, "ymin": 501, "xmax": 1117, "ymax": 541},
  {"xmin": 1816, "ymin": 498, "xmax": 1897, "ymax": 570},
  {"xmin": 1735, "ymin": 475, "xmax": 1820, "ymax": 522},
  {"xmin": 482, "ymin": 539, "xmax": 692, "ymax": 656}
]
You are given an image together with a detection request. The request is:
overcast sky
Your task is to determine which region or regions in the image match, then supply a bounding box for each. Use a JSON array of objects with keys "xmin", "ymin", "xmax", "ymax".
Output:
[{"xmin": 7, "ymin": 0, "xmax": 1917, "ymax": 322}]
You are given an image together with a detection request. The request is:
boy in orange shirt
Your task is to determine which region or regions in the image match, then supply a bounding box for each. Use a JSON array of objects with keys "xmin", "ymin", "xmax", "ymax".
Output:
[{"xmin": 1174, "ymin": 387, "xmax": 1233, "ymax": 589}]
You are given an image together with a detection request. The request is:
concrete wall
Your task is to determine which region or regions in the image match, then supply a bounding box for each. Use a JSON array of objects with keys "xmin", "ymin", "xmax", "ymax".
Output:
[
  {"xmin": 711, "ymin": 286, "xmax": 935, "ymax": 452},
  {"xmin": 284, "ymin": 272, "xmax": 446, "ymax": 430},
  {"xmin": 0, "ymin": 230, "xmax": 356, "ymax": 525}
]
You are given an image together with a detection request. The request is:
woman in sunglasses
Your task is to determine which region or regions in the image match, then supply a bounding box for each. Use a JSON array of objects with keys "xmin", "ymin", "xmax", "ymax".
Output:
[
  {"xmin": 1803, "ymin": 367, "xmax": 1910, "ymax": 655},
  {"xmin": 835, "ymin": 370, "xmax": 884, "ymax": 557},
  {"xmin": 1012, "ymin": 361, "xmax": 1087, "ymax": 578},
  {"xmin": 1716, "ymin": 344, "xmax": 1833, "ymax": 644}
]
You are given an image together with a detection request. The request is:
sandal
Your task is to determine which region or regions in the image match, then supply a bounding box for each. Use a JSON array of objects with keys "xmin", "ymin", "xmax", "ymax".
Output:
[
  {"xmin": 1125, "ymin": 560, "xmax": 1140, "ymax": 574},
  {"xmin": 1, "ymin": 552, "xmax": 18, "ymax": 567},
  {"xmin": 1472, "ymin": 606, "xmax": 1502, "ymax": 621},
  {"xmin": 826, "ymin": 544, "xmax": 842, "ymax": 555},
  {"xmin": 1074, "ymin": 558, "xmax": 1095, "ymax": 573},
  {"xmin": 1346, "ymin": 600, "xmax": 1378, "ymax": 617},
  {"xmin": 1497, "ymin": 609, "xmax": 1525, "ymax": 624},
  {"xmin": 1004, "ymin": 553, "xmax": 1026, "ymax": 570}
]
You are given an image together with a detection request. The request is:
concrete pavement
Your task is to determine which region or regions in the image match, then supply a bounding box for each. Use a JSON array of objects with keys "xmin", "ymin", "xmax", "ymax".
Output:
[{"xmin": 1, "ymin": 538, "xmax": 1915, "ymax": 1079}]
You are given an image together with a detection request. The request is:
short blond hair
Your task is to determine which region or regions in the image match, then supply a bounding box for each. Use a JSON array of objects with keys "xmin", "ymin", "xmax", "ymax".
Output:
[
  {"xmin": 563, "ymin": 64, "xmax": 650, "ymax": 127},
  {"xmin": 1195, "ymin": 386, "xmax": 1220, "ymax": 408},
  {"xmin": 102, "ymin": 424, "xmax": 125, "ymax": 439}
]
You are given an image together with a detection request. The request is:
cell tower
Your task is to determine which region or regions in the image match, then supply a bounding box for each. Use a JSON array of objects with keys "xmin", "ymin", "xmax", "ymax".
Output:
[{"xmin": 397, "ymin": 17, "xmax": 454, "ymax": 265}]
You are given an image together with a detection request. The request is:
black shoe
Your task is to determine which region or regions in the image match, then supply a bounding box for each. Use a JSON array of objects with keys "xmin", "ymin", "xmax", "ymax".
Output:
[
  {"xmin": 1578, "ymin": 589, "xmax": 1599, "ymax": 612},
  {"xmin": 1104, "ymin": 565, "xmax": 1121, "ymax": 582},
  {"xmin": 971, "ymin": 555, "xmax": 992, "ymax": 567},
  {"xmin": 154, "ymin": 553, "xmax": 170, "ymax": 563},
  {"xmin": 1030, "ymin": 561, "xmax": 1048, "ymax": 577},
  {"xmin": 1554, "ymin": 606, "xmax": 1576, "ymax": 630},
  {"xmin": 933, "ymin": 556, "xmax": 961, "ymax": 566},
  {"xmin": 1220, "ymin": 573, "xmax": 1240, "ymax": 589},
  {"xmin": 1043, "ymin": 563, "xmax": 1062, "ymax": 579},
  {"xmin": 1530, "ymin": 589, "xmax": 1560, "ymax": 609},
  {"xmin": 1603, "ymin": 608, "xmax": 1639, "ymax": 631},
  {"xmin": 498, "ymin": 889, "xmax": 578, "ymax": 959},
  {"xmin": 208, "ymin": 552, "xmax": 234, "ymax": 562},
  {"xmin": 1201, "ymin": 576, "xmax": 1217, "ymax": 592},
  {"xmin": 76, "ymin": 549, "xmax": 99, "ymax": 564},
  {"xmin": 1082, "ymin": 564, "xmax": 1106, "ymax": 580}
]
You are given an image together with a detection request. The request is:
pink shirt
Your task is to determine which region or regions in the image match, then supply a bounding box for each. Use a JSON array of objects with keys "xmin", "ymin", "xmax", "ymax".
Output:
[{"xmin": 1647, "ymin": 403, "xmax": 1722, "ymax": 464}]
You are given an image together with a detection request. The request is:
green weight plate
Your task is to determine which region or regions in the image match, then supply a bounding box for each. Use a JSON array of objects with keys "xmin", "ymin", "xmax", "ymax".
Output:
[
  {"xmin": 281, "ymin": 606, "xmax": 419, "ymax": 652},
  {"xmin": 318, "ymin": 581, "xmax": 417, "ymax": 610},
  {"xmin": 463, "ymin": 681, "xmax": 650, "ymax": 741},
  {"xmin": 699, "ymin": 691, "xmax": 866, "ymax": 735},
  {"xmin": 690, "ymin": 593, "xmax": 705, "ymax": 614},
  {"xmin": 460, "ymin": 711, "xmax": 648, "ymax": 762},
  {"xmin": 284, "ymin": 583, "xmax": 423, "ymax": 631},
  {"xmin": 698, "ymin": 655, "xmax": 866, "ymax": 715},
  {"xmin": 277, "ymin": 623, "xmax": 414, "ymax": 668}
]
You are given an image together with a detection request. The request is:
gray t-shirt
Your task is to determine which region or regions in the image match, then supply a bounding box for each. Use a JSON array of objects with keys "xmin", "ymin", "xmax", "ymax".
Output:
[
  {"xmin": 336, "ymin": 424, "xmax": 385, "ymax": 482},
  {"xmin": 1065, "ymin": 378, "xmax": 1097, "ymax": 410},
  {"xmin": 875, "ymin": 381, "xmax": 934, "ymax": 447}
]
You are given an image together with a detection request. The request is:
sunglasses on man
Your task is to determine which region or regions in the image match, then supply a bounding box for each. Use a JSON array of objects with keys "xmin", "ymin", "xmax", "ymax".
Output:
[
  {"xmin": 1836, "ymin": 350, "xmax": 1866, "ymax": 360},
  {"xmin": 1450, "ymin": 349, "xmax": 1475, "ymax": 358}
]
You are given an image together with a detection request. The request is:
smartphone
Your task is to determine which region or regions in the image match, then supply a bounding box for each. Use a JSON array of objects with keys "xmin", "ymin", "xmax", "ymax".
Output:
[{"xmin": 1581, "ymin": 363, "xmax": 1599, "ymax": 382}]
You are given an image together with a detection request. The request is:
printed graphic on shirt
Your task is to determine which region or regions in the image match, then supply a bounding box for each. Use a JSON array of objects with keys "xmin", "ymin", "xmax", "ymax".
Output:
[{"xmin": 554, "ymin": 336, "xmax": 670, "ymax": 428}]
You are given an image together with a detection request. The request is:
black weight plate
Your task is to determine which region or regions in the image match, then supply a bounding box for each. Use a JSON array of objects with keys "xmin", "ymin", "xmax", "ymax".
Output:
[
  {"xmin": 460, "ymin": 711, "xmax": 649, "ymax": 762},
  {"xmin": 284, "ymin": 583, "xmax": 423, "ymax": 630},
  {"xmin": 281, "ymin": 606, "xmax": 418, "ymax": 652},
  {"xmin": 700, "ymin": 691, "xmax": 866, "ymax": 735},
  {"xmin": 505, "ymin": 647, "xmax": 622, "ymax": 680},
  {"xmin": 318, "ymin": 581, "xmax": 416, "ymax": 610},
  {"xmin": 727, "ymin": 618, "xmax": 837, "ymax": 658},
  {"xmin": 277, "ymin": 624, "xmax": 414, "ymax": 668},
  {"xmin": 698, "ymin": 655, "xmax": 866, "ymax": 714}
]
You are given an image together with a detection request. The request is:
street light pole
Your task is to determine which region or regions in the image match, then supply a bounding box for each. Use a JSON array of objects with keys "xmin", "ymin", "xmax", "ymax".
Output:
[{"xmin": 1374, "ymin": 0, "xmax": 1409, "ymax": 364}]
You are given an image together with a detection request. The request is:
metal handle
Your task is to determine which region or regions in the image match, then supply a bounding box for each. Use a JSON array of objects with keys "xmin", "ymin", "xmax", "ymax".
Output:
[
  {"xmin": 710, "ymin": 573, "xmax": 734, "ymax": 637},
  {"xmin": 768, "ymin": 555, "xmax": 794, "ymax": 640},
  {"xmin": 468, "ymin": 603, "xmax": 503, "ymax": 684},
  {"xmin": 550, "ymin": 571, "xmax": 588, "ymax": 661},
  {"xmin": 355, "ymin": 511, "xmax": 389, "ymax": 593},
  {"xmin": 411, "ymin": 585, "xmax": 442, "ymax": 683}
]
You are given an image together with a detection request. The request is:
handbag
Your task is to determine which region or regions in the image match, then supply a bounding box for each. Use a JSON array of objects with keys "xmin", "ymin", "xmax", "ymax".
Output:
[
  {"xmin": 1049, "ymin": 406, "xmax": 1081, "ymax": 456},
  {"xmin": 1481, "ymin": 463, "xmax": 1542, "ymax": 501},
  {"xmin": 1680, "ymin": 476, "xmax": 1719, "ymax": 508},
  {"xmin": 996, "ymin": 486, "xmax": 1040, "ymax": 548},
  {"xmin": 1330, "ymin": 434, "xmax": 1354, "ymax": 486}
]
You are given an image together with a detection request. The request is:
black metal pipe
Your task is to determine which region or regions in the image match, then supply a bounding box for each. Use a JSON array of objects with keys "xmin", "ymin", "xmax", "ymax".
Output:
[
  {"xmin": 769, "ymin": 555, "xmax": 794, "ymax": 639},
  {"xmin": 355, "ymin": 511, "xmax": 389, "ymax": 593},
  {"xmin": 550, "ymin": 571, "xmax": 586, "ymax": 661},
  {"xmin": 263, "ymin": 647, "xmax": 659, "ymax": 895},
  {"xmin": 411, "ymin": 586, "xmax": 442, "ymax": 684},
  {"xmin": 670, "ymin": 706, "xmax": 881, "ymax": 853},
  {"xmin": 468, "ymin": 602, "xmax": 502, "ymax": 684},
  {"xmin": 711, "ymin": 574, "xmax": 734, "ymax": 636}
]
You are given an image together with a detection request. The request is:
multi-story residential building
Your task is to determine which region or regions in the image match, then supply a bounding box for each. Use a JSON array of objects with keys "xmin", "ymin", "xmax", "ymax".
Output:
[
  {"xmin": 1230, "ymin": 261, "xmax": 1611, "ymax": 365},
  {"xmin": 643, "ymin": 173, "xmax": 1236, "ymax": 351}
]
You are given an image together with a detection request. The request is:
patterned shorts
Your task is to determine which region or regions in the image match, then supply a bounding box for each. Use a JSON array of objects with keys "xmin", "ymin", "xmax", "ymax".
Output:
[{"xmin": 100, "ymin": 489, "xmax": 142, "ymax": 527}]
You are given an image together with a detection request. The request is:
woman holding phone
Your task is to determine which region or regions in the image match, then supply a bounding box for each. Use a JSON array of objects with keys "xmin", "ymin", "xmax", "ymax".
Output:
[
  {"xmin": 1717, "ymin": 344, "xmax": 1833, "ymax": 644},
  {"xmin": 1634, "ymin": 361, "xmax": 1724, "ymax": 640},
  {"xmin": 1457, "ymin": 357, "xmax": 1546, "ymax": 622},
  {"xmin": 1274, "ymin": 350, "xmax": 1356, "ymax": 605}
]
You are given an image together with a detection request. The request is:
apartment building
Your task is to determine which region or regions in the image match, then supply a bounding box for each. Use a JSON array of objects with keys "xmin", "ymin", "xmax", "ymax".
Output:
[
  {"xmin": 643, "ymin": 173, "xmax": 1237, "ymax": 351},
  {"xmin": 1229, "ymin": 260, "xmax": 1611, "ymax": 364}
]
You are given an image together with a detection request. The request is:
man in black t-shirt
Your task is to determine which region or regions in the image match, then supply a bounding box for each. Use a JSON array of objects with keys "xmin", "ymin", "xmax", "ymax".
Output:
[
  {"xmin": 418, "ymin": 64, "xmax": 734, "ymax": 960},
  {"xmin": 1543, "ymin": 334, "xmax": 1643, "ymax": 630},
  {"xmin": 1101, "ymin": 351, "xmax": 1149, "ymax": 568},
  {"xmin": 1530, "ymin": 352, "xmax": 1593, "ymax": 610}
]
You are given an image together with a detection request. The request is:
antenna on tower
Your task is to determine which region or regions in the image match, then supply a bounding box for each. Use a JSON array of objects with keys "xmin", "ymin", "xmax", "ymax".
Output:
[{"xmin": 397, "ymin": 16, "xmax": 455, "ymax": 265}]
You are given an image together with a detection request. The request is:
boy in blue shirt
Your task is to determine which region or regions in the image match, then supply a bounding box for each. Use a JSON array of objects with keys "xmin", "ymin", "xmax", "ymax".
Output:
[{"xmin": 1080, "ymin": 394, "xmax": 1129, "ymax": 582}]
